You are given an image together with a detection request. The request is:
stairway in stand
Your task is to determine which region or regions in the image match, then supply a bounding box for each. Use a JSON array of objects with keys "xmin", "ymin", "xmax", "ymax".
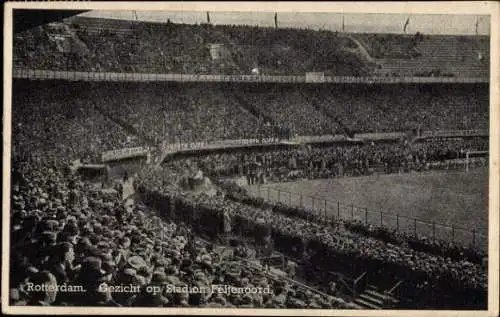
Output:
[{"xmin": 354, "ymin": 284, "xmax": 400, "ymax": 310}]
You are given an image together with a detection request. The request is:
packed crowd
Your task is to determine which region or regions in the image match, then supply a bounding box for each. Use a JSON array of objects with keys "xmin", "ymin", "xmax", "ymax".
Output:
[
  {"xmin": 173, "ymin": 138, "xmax": 488, "ymax": 183},
  {"xmin": 13, "ymin": 17, "xmax": 374, "ymax": 76},
  {"xmin": 235, "ymin": 88, "xmax": 336, "ymax": 136},
  {"xmin": 10, "ymin": 159, "xmax": 358, "ymax": 308},
  {"xmin": 216, "ymin": 180, "xmax": 486, "ymax": 265},
  {"xmin": 9, "ymin": 61, "xmax": 490, "ymax": 309},
  {"xmin": 12, "ymin": 81, "xmax": 144, "ymax": 163},
  {"xmin": 14, "ymin": 17, "xmax": 490, "ymax": 78},
  {"xmin": 309, "ymin": 84, "xmax": 489, "ymax": 133},
  {"xmin": 12, "ymin": 80, "xmax": 489, "ymax": 164},
  {"xmin": 9, "ymin": 135, "xmax": 488, "ymax": 309},
  {"xmin": 136, "ymin": 161, "xmax": 487, "ymax": 308},
  {"xmin": 95, "ymin": 82, "xmax": 262, "ymax": 145}
]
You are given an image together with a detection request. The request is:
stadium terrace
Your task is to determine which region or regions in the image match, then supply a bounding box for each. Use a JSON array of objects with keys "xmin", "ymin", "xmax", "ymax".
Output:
[{"xmin": 8, "ymin": 12, "xmax": 490, "ymax": 311}]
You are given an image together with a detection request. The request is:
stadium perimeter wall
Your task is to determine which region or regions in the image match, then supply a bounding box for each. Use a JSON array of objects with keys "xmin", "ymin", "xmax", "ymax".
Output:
[{"xmin": 12, "ymin": 68, "xmax": 489, "ymax": 84}]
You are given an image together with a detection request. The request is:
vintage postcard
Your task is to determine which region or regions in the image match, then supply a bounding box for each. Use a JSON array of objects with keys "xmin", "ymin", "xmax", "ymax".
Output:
[{"xmin": 2, "ymin": 1, "xmax": 499, "ymax": 316}]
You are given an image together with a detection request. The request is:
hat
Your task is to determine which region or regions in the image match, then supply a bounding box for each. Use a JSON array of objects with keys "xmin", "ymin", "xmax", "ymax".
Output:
[
  {"xmin": 204, "ymin": 302, "xmax": 223, "ymax": 308},
  {"xmin": 123, "ymin": 268, "xmax": 137, "ymax": 276},
  {"xmin": 194, "ymin": 270, "xmax": 207, "ymax": 281},
  {"xmin": 128, "ymin": 256, "xmax": 147, "ymax": 271},
  {"xmin": 26, "ymin": 266, "xmax": 39, "ymax": 275},
  {"xmin": 119, "ymin": 237, "xmax": 131, "ymax": 248},
  {"xmin": 81, "ymin": 256, "xmax": 107, "ymax": 275},
  {"xmin": 10, "ymin": 288, "xmax": 21, "ymax": 301},
  {"xmin": 44, "ymin": 220, "xmax": 59, "ymax": 231},
  {"xmin": 165, "ymin": 275, "xmax": 180, "ymax": 285},
  {"xmin": 41, "ymin": 231, "xmax": 57, "ymax": 243},
  {"xmin": 151, "ymin": 271, "xmax": 168, "ymax": 284},
  {"xmin": 100, "ymin": 253, "xmax": 114, "ymax": 263},
  {"xmin": 273, "ymin": 293, "xmax": 287, "ymax": 305},
  {"xmin": 102, "ymin": 260, "xmax": 116, "ymax": 274},
  {"xmin": 96, "ymin": 241, "xmax": 110, "ymax": 252},
  {"xmin": 308, "ymin": 302, "xmax": 322, "ymax": 309},
  {"xmin": 168, "ymin": 250, "xmax": 181, "ymax": 260},
  {"xmin": 241, "ymin": 294, "xmax": 253, "ymax": 305},
  {"xmin": 288, "ymin": 298, "xmax": 306, "ymax": 308},
  {"xmin": 154, "ymin": 258, "xmax": 167, "ymax": 267},
  {"xmin": 240, "ymin": 277, "xmax": 250, "ymax": 287},
  {"xmin": 200, "ymin": 254, "xmax": 212, "ymax": 265},
  {"xmin": 137, "ymin": 266, "xmax": 151, "ymax": 277},
  {"xmin": 136, "ymin": 275, "xmax": 147, "ymax": 286}
]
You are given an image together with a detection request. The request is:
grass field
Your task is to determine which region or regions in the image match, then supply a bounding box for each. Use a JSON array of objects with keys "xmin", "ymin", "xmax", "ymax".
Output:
[{"xmin": 246, "ymin": 168, "xmax": 488, "ymax": 250}]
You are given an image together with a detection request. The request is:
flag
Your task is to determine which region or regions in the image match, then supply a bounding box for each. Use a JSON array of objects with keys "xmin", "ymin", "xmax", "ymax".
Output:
[
  {"xmin": 403, "ymin": 17, "xmax": 410, "ymax": 33},
  {"xmin": 207, "ymin": 11, "xmax": 211, "ymax": 24},
  {"xmin": 475, "ymin": 17, "xmax": 479, "ymax": 35},
  {"xmin": 133, "ymin": 11, "xmax": 138, "ymax": 21},
  {"xmin": 342, "ymin": 15, "xmax": 345, "ymax": 32},
  {"xmin": 274, "ymin": 12, "xmax": 278, "ymax": 28}
]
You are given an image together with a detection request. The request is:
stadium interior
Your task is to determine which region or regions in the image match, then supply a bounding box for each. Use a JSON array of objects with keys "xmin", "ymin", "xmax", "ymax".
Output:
[{"xmin": 9, "ymin": 11, "xmax": 490, "ymax": 310}]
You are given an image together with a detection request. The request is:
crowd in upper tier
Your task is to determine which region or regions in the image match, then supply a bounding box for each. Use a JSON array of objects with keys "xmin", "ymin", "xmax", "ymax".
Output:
[
  {"xmin": 13, "ymin": 18, "xmax": 373, "ymax": 76},
  {"xmin": 13, "ymin": 17, "xmax": 489, "ymax": 78}
]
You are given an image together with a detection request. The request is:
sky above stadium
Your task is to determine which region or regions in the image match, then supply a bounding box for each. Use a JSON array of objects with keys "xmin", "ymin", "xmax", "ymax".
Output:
[{"xmin": 79, "ymin": 10, "xmax": 491, "ymax": 35}]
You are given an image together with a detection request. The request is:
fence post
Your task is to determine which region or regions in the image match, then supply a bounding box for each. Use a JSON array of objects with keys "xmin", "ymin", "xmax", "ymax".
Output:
[
  {"xmin": 277, "ymin": 189, "xmax": 281, "ymax": 203},
  {"xmin": 396, "ymin": 214, "xmax": 399, "ymax": 232},
  {"xmin": 451, "ymin": 224, "xmax": 455, "ymax": 242},
  {"xmin": 337, "ymin": 201, "xmax": 340, "ymax": 219},
  {"xmin": 324, "ymin": 199, "xmax": 327, "ymax": 220},
  {"xmin": 414, "ymin": 218, "xmax": 417, "ymax": 236},
  {"xmin": 267, "ymin": 187, "xmax": 270, "ymax": 201},
  {"xmin": 365, "ymin": 208, "xmax": 368, "ymax": 224},
  {"xmin": 472, "ymin": 229, "xmax": 476, "ymax": 247},
  {"xmin": 380, "ymin": 211, "xmax": 383, "ymax": 226},
  {"xmin": 300, "ymin": 194, "xmax": 303, "ymax": 207},
  {"xmin": 312, "ymin": 197, "xmax": 315, "ymax": 210},
  {"xmin": 289, "ymin": 191, "xmax": 291, "ymax": 205},
  {"xmin": 432, "ymin": 221, "xmax": 436, "ymax": 243},
  {"xmin": 351, "ymin": 205, "xmax": 354, "ymax": 219}
]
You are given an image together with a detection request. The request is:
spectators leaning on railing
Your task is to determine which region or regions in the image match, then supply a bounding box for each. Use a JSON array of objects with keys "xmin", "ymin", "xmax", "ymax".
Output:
[
  {"xmin": 165, "ymin": 138, "xmax": 488, "ymax": 183},
  {"xmin": 135, "ymin": 158, "xmax": 487, "ymax": 309}
]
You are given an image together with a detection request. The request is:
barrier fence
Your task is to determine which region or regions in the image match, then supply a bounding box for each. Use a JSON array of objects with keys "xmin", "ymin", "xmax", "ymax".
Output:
[
  {"xmin": 157, "ymin": 132, "xmax": 489, "ymax": 159},
  {"xmin": 247, "ymin": 185, "xmax": 487, "ymax": 251},
  {"xmin": 12, "ymin": 68, "xmax": 489, "ymax": 84},
  {"xmin": 420, "ymin": 129, "xmax": 489, "ymax": 138},
  {"xmin": 137, "ymin": 184, "xmax": 487, "ymax": 308}
]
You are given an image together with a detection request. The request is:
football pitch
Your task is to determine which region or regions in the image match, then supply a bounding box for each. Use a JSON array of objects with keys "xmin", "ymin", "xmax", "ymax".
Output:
[{"xmin": 246, "ymin": 168, "xmax": 488, "ymax": 250}]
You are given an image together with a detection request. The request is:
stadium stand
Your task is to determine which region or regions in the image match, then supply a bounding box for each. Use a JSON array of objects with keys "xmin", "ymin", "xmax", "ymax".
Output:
[
  {"xmin": 13, "ymin": 17, "xmax": 489, "ymax": 78},
  {"xmin": 172, "ymin": 138, "xmax": 489, "ymax": 182},
  {"xmin": 355, "ymin": 33, "xmax": 489, "ymax": 77},
  {"xmin": 13, "ymin": 17, "xmax": 375, "ymax": 76},
  {"xmin": 9, "ymin": 14, "xmax": 490, "ymax": 310},
  {"xmin": 12, "ymin": 80, "xmax": 489, "ymax": 155},
  {"xmin": 10, "ymin": 160, "xmax": 360, "ymax": 308},
  {"xmin": 12, "ymin": 81, "xmax": 144, "ymax": 163},
  {"xmin": 134, "ymin": 158, "xmax": 486, "ymax": 309}
]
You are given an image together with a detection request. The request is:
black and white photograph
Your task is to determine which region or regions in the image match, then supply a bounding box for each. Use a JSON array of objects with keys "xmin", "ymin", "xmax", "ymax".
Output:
[{"xmin": 2, "ymin": 2, "xmax": 499, "ymax": 316}]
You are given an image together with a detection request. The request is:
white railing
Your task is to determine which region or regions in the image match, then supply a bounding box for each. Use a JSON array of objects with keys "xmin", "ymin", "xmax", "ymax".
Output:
[{"xmin": 12, "ymin": 68, "xmax": 489, "ymax": 84}]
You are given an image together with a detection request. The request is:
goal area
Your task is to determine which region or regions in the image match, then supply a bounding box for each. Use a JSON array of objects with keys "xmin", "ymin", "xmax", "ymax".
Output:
[{"xmin": 465, "ymin": 150, "xmax": 488, "ymax": 172}]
